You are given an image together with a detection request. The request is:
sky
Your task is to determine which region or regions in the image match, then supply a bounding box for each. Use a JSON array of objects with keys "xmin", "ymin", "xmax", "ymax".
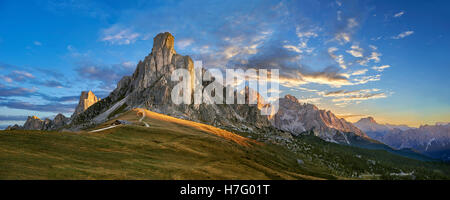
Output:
[{"xmin": 0, "ymin": 0, "xmax": 449, "ymax": 128}]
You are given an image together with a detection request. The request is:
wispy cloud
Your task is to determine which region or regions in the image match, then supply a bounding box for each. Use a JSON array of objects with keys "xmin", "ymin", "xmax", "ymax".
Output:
[
  {"xmin": 283, "ymin": 45, "xmax": 302, "ymax": 53},
  {"xmin": 372, "ymin": 65, "xmax": 391, "ymax": 72},
  {"xmin": 392, "ymin": 31, "xmax": 414, "ymax": 39},
  {"xmin": 332, "ymin": 92, "xmax": 387, "ymax": 102},
  {"xmin": 176, "ymin": 38, "xmax": 194, "ymax": 50},
  {"xmin": 351, "ymin": 69, "xmax": 368, "ymax": 76},
  {"xmin": 100, "ymin": 25, "xmax": 141, "ymax": 45},
  {"xmin": 394, "ymin": 11, "xmax": 405, "ymax": 18},
  {"xmin": 75, "ymin": 61, "xmax": 135, "ymax": 89},
  {"xmin": 346, "ymin": 45, "xmax": 363, "ymax": 58}
]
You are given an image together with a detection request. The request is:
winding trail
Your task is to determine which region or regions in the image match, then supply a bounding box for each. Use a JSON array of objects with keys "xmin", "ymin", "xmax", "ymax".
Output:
[
  {"xmin": 139, "ymin": 111, "xmax": 150, "ymax": 127},
  {"xmin": 89, "ymin": 125, "xmax": 119, "ymax": 133}
]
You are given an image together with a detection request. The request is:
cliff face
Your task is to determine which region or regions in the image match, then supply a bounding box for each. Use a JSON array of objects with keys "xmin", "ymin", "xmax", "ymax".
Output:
[{"xmin": 72, "ymin": 91, "xmax": 100, "ymax": 117}]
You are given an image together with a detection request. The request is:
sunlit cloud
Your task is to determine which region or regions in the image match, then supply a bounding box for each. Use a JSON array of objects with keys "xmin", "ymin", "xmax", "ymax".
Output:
[
  {"xmin": 346, "ymin": 45, "xmax": 363, "ymax": 58},
  {"xmin": 328, "ymin": 47, "xmax": 347, "ymax": 69},
  {"xmin": 352, "ymin": 74, "xmax": 381, "ymax": 84},
  {"xmin": 351, "ymin": 69, "xmax": 368, "ymax": 76}
]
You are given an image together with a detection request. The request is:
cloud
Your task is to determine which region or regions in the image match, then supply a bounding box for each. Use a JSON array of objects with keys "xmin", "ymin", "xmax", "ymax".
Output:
[
  {"xmin": 100, "ymin": 25, "xmax": 141, "ymax": 45},
  {"xmin": 0, "ymin": 75, "xmax": 13, "ymax": 83},
  {"xmin": 11, "ymin": 70, "xmax": 35, "ymax": 80},
  {"xmin": 176, "ymin": 38, "xmax": 194, "ymax": 50},
  {"xmin": 357, "ymin": 52, "xmax": 381, "ymax": 66},
  {"xmin": 346, "ymin": 45, "xmax": 363, "ymax": 57},
  {"xmin": 332, "ymin": 92, "xmax": 387, "ymax": 102},
  {"xmin": 75, "ymin": 61, "xmax": 135, "ymax": 89},
  {"xmin": 394, "ymin": 11, "xmax": 405, "ymax": 18},
  {"xmin": 283, "ymin": 45, "xmax": 302, "ymax": 53},
  {"xmin": 328, "ymin": 47, "xmax": 347, "ymax": 69},
  {"xmin": 347, "ymin": 18, "xmax": 358, "ymax": 29},
  {"xmin": 392, "ymin": 31, "xmax": 414, "ymax": 39},
  {"xmin": 336, "ymin": 114, "xmax": 365, "ymax": 120},
  {"xmin": 0, "ymin": 100, "xmax": 76, "ymax": 113},
  {"xmin": 372, "ymin": 65, "xmax": 391, "ymax": 72},
  {"xmin": 368, "ymin": 45, "xmax": 377, "ymax": 50},
  {"xmin": 33, "ymin": 41, "xmax": 42, "ymax": 46},
  {"xmin": 297, "ymin": 66, "xmax": 352, "ymax": 87},
  {"xmin": 42, "ymin": 80, "xmax": 65, "ymax": 88},
  {"xmin": 0, "ymin": 115, "xmax": 28, "ymax": 121},
  {"xmin": 351, "ymin": 69, "xmax": 368, "ymax": 76},
  {"xmin": 322, "ymin": 88, "xmax": 380, "ymax": 97},
  {"xmin": 0, "ymin": 85, "xmax": 36, "ymax": 97},
  {"xmin": 121, "ymin": 61, "xmax": 135, "ymax": 68},
  {"xmin": 297, "ymin": 97, "xmax": 322, "ymax": 105},
  {"xmin": 334, "ymin": 32, "xmax": 351, "ymax": 43},
  {"xmin": 352, "ymin": 74, "xmax": 381, "ymax": 84},
  {"xmin": 319, "ymin": 88, "xmax": 388, "ymax": 105}
]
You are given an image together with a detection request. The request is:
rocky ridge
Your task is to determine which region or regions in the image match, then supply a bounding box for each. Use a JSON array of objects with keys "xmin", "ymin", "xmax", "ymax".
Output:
[
  {"xmin": 6, "ymin": 114, "xmax": 69, "ymax": 131},
  {"xmin": 271, "ymin": 95, "xmax": 368, "ymax": 143}
]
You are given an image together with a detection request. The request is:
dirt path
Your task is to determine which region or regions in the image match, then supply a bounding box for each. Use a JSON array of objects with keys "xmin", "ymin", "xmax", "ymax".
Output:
[
  {"xmin": 139, "ymin": 111, "xmax": 150, "ymax": 127},
  {"xmin": 89, "ymin": 125, "xmax": 119, "ymax": 133}
]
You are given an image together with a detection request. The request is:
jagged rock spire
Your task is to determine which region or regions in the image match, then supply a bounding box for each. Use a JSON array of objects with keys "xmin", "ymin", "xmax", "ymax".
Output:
[{"xmin": 72, "ymin": 90, "xmax": 100, "ymax": 117}]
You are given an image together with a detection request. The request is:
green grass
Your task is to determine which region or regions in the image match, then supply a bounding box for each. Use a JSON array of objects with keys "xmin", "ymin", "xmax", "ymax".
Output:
[
  {"xmin": 0, "ymin": 110, "xmax": 323, "ymax": 180},
  {"xmin": 0, "ymin": 110, "xmax": 448, "ymax": 180}
]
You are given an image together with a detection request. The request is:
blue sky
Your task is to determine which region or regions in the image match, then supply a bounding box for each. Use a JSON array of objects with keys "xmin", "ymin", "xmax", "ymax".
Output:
[{"xmin": 0, "ymin": 0, "xmax": 449, "ymax": 128}]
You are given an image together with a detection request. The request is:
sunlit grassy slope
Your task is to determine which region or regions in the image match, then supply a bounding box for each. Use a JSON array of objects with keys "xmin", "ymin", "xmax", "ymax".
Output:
[
  {"xmin": 0, "ymin": 109, "xmax": 324, "ymax": 180},
  {"xmin": 0, "ymin": 109, "xmax": 448, "ymax": 180}
]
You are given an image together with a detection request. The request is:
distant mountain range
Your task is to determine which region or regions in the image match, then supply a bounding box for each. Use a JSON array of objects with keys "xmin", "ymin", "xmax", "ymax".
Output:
[{"xmin": 354, "ymin": 117, "xmax": 450, "ymax": 161}]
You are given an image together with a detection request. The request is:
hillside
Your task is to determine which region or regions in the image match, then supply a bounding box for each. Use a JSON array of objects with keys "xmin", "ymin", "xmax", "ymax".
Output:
[{"xmin": 0, "ymin": 109, "xmax": 448, "ymax": 180}]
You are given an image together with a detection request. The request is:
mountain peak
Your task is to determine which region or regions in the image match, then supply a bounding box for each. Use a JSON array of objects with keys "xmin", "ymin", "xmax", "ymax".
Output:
[
  {"xmin": 72, "ymin": 90, "xmax": 100, "ymax": 117},
  {"xmin": 357, "ymin": 116, "xmax": 377, "ymax": 124},
  {"xmin": 152, "ymin": 32, "xmax": 176, "ymax": 54},
  {"xmin": 30, "ymin": 116, "xmax": 41, "ymax": 120},
  {"xmin": 284, "ymin": 94, "xmax": 298, "ymax": 102}
]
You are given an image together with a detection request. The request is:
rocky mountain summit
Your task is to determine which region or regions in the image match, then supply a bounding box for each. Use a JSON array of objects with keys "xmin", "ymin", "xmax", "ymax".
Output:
[
  {"xmin": 271, "ymin": 95, "xmax": 368, "ymax": 143},
  {"xmin": 6, "ymin": 114, "xmax": 69, "ymax": 131},
  {"xmin": 72, "ymin": 90, "xmax": 100, "ymax": 117}
]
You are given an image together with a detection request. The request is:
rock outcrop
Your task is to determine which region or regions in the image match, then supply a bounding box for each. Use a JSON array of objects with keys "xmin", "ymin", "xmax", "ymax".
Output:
[
  {"xmin": 6, "ymin": 114, "xmax": 69, "ymax": 131},
  {"xmin": 23, "ymin": 116, "xmax": 44, "ymax": 130},
  {"xmin": 270, "ymin": 95, "xmax": 368, "ymax": 143},
  {"xmin": 72, "ymin": 91, "xmax": 100, "ymax": 117}
]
